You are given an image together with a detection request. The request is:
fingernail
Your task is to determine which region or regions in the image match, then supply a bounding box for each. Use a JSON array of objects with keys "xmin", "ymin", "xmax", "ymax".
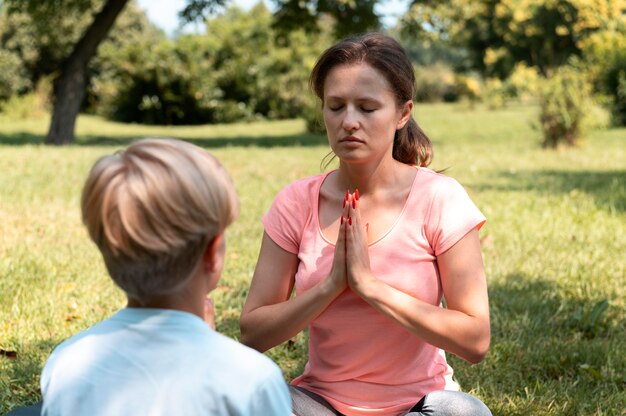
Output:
[
  {"xmin": 348, "ymin": 216, "xmax": 352, "ymax": 225},
  {"xmin": 345, "ymin": 190, "xmax": 349, "ymax": 200},
  {"xmin": 340, "ymin": 216, "xmax": 344, "ymax": 225},
  {"xmin": 343, "ymin": 197, "xmax": 346, "ymax": 208},
  {"xmin": 355, "ymin": 188, "xmax": 360, "ymax": 200},
  {"xmin": 352, "ymin": 198, "xmax": 356, "ymax": 209}
]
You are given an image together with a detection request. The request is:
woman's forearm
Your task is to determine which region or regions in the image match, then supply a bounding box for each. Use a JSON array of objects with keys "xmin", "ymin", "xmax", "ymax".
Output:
[
  {"xmin": 240, "ymin": 277, "xmax": 344, "ymax": 352},
  {"xmin": 358, "ymin": 278, "xmax": 490, "ymax": 363}
]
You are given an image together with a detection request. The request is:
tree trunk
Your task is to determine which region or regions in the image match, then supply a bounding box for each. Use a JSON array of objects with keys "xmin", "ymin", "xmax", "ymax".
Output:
[{"xmin": 45, "ymin": 0, "xmax": 130, "ymax": 145}]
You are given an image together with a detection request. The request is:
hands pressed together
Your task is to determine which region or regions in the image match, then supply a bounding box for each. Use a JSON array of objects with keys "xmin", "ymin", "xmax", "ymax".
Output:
[{"xmin": 328, "ymin": 190, "xmax": 379, "ymax": 298}]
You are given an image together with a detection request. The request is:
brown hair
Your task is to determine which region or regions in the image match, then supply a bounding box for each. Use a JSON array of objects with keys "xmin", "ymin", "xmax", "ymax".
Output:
[{"xmin": 310, "ymin": 32, "xmax": 432, "ymax": 167}]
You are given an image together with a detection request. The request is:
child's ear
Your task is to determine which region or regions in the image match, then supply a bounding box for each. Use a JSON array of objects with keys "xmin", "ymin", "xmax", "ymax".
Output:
[{"xmin": 202, "ymin": 233, "xmax": 224, "ymax": 273}]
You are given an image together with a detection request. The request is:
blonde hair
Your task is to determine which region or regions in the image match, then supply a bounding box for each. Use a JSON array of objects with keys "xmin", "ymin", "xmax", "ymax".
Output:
[{"xmin": 81, "ymin": 138, "xmax": 239, "ymax": 301}]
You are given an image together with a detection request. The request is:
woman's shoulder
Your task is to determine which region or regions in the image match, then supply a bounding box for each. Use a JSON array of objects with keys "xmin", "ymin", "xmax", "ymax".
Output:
[
  {"xmin": 415, "ymin": 167, "xmax": 464, "ymax": 193},
  {"xmin": 274, "ymin": 171, "xmax": 331, "ymax": 202}
]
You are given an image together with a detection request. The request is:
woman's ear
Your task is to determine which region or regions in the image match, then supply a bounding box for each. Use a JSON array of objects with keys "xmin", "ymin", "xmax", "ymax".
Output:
[
  {"xmin": 397, "ymin": 100, "xmax": 414, "ymax": 130},
  {"xmin": 202, "ymin": 233, "xmax": 225, "ymax": 273}
]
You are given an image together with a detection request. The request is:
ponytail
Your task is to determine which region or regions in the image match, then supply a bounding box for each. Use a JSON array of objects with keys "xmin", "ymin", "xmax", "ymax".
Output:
[{"xmin": 393, "ymin": 116, "xmax": 433, "ymax": 167}]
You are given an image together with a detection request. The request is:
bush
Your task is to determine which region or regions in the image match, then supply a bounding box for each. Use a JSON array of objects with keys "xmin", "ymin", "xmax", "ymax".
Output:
[
  {"xmin": 600, "ymin": 61, "xmax": 626, "ymax": 126},
  {"xmin": 0, "ymin": 77, "xmax": 50, "ymax": 119},
  {"xmin": 539, "ymin": 67, "xmax": 593, "ymax": 148},
  {"xmin": 301, "ymin": 94, "xmax": 325, "ymax": 134},
  {"xmin": 506, "ymin": 63, "xmax": 541, "ymax": 104},
  {"xmin": 481, "ymin": 78, "xmax": 509, "ymax": 110},
  {"xmin": 89, "ymin": 4, "xmax": 330, "ymax": 126},
  {"xmin": 580, "ymin": 30, "xmax": 626, "ymax": 126},
  {"xmin": 452, "ymin": 73, "xmax": 481, "ymax": 106},
  {"xmin": 414, "ymin": 63, "xmax": 456, "ymax": 102}
]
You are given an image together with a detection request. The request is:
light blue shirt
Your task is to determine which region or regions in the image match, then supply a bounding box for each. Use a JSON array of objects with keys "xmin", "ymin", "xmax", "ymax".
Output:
[{"xmin": 41, "ymin": 308, "xmax": 291, "ymax": 415}]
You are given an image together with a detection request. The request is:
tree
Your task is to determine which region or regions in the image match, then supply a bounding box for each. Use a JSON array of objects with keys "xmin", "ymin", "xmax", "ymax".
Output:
[
  {"xmin": 401, "ymin": 0, "xmax": 626, "ymax": 79},
  {"xmin": 6, "ymin": 0, "xmax": 132, "ymax": 144},
  {"xmin": 4, "ymin": 0, "xmax": 383, "ymax": 145}
]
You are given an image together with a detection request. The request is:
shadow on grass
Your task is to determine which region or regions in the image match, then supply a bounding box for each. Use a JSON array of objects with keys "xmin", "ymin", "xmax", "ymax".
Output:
[
  {"xmin": 484, "ymin": 273, "xmax": 621, "ymax": 382},
  {"xmin": 449, "ymin": 273, "xmax": 624, "ymax": 414},
  {"xmin": 475, "ymin": 169, "xmax": 626, "ymax": 213},
  {"xmin": 0, "ymin": 132, "xmax": 329, "ymax": 148}
]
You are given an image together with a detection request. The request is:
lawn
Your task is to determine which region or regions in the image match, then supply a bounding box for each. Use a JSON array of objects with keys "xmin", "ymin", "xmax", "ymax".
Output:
[{"xmin": 1, "ymin": 104, "xmax": 624, "ymax": 415}]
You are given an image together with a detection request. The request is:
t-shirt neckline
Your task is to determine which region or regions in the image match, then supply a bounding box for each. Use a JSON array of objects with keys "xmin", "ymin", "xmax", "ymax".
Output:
[{"xmin": 315, "ymin": 167, "xmax": 421, "ymax": 248}]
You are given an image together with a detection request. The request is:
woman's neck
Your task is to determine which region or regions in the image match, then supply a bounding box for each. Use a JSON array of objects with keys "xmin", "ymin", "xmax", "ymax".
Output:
[{"xmin": 337, "ymin": 157, "xmax": 409, "ymax": 194}]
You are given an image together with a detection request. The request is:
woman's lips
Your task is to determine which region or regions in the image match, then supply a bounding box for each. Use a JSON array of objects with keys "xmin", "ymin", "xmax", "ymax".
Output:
[{"xmin": 340, "ymin": 136, "xmax": 364, "ymax": 144}]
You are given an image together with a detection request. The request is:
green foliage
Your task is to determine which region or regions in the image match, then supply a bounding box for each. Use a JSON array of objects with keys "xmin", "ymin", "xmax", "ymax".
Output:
[
  {"xmin": 479, "ymin": 64, "xmax": 541, "ymax": 110},
  {"xmin": 539, "ymin": 67, "xmax": 593, "ymax": 148},
  {"xmin": 0, "ymin": 11, "xmax": 38, "ymax": 100},
  {"xmin": 271, "ymin": 0, "xmax": 380, "ymax": 39},
  {"xmin": 0, "ymin": 77, "xmax": 51, "ymax": 119},
  {"xmin": 1, "ymin": 105, "xmax": 625, "ymax": 414},
  {"xmin": 402, "ymin": 0, "xmax": 626, "ymax": 79},
  {"xmin": 581, "ymin": 29, "xmax": 626, "ymax": 126},
  {"xmin": 92, "ymin": 4, "xmax": 332, "ymax": 125},
  {"xmin": 413, "ymin": 63, "xmax": 481, "ymax": 104},
  {"xmin": 2, "ymin": 0, "xmax": 104, "ymax": 78},
  {"xmin": 301, "ymin": 94, "xmax": 326, "ymax": 134},
  {"xmin": 0, "ymin": 1, "xmax": 163, "ymax": 112},
  {"xmin": 414, "ymin": 63, "xmax": 457, "ymax": 102},
  {"xmin": 0, "ymin": 50, "xmax": 31, "ymax": 101}
]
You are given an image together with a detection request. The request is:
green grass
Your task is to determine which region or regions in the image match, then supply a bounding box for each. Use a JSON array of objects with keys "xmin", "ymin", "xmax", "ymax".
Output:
[{"xmin": 1, "ymin": 104, "xmax": 624, "ymax": 415}]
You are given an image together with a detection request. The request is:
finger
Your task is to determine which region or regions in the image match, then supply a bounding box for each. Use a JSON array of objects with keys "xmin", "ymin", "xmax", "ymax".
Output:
[
  {"xmin": 337, "ymin": 215, "xmax": 346, "ymax": 246},
  {"xmin": 343, "ymin": 193, "xmax": 351, "ymax": 218},
  {"xmin": 335, "ymin": 215, "xmax": 348, "ymax": 259},
  {"xmin": 349, "ymin": 200, "xmax": 366, "ymax": 241}
]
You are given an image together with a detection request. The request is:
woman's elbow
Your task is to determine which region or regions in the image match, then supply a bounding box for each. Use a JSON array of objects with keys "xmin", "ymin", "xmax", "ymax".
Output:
[
  {"xmin": 463, "ymin": 331, "xmax": 491, "ymax": 364},
  {"xmin": 239, "ymin": 317, "xmax": 267, "ymax": 352}
]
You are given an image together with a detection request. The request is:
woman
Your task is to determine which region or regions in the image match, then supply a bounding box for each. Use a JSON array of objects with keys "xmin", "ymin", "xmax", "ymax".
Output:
[{"xmin": 240, "ymin": 33, "xmax": 492, "ymax": 416}]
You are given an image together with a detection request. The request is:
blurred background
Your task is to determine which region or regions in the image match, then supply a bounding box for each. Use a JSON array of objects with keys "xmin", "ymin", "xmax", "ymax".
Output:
[{"xmin": 1, "ymin": 0, "xmax": 625, "ymax": 146}]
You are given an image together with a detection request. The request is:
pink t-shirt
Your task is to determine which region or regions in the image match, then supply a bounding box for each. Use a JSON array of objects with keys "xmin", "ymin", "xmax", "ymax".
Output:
[{"xmin": 262, "ymin": 167, "xmax": 486, "ymax": 416}]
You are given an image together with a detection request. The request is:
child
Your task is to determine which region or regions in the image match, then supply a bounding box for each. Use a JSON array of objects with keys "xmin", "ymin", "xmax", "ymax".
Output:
[{"xmin": 40, "ymin": 138, "xmax": 291, "ymax": 415}]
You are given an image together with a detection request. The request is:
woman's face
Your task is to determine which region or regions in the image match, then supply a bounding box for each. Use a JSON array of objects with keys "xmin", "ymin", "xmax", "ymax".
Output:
[{"xmin": 322, "ymin": 62, "xmax": 411, "ymax": 165}]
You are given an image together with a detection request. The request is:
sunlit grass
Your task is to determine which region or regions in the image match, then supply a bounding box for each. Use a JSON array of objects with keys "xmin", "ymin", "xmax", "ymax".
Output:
[{"xmin": 1, "ymin": 104, "xmax": 624, "ymax": 415}]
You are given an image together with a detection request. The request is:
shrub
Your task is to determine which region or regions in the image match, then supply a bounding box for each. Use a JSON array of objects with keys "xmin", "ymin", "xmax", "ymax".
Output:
[
  {"xmin": 414, "ymin": 63, "xmax": 456, "ymax": 102},
  {"xmin": 0, "ymin": 77, "xmax": 50, "ymax": 119},
  {"xmin": 538, "ymin": 67, "xmax": 593, "ymax": 148},
  {"xmin": 506, "ymin": 63, "xmax": 541, "ymax": 104},
  {"xmin": 580, "ymin": 30, "xmax": 626, "ymax": 126},
  {"xmin": 302, "ymin": 94, "xmax": 326, "ymax": 134},
  {"xmin": 482, "ymin": 78, "xmax": 509, "ymax": 110}
]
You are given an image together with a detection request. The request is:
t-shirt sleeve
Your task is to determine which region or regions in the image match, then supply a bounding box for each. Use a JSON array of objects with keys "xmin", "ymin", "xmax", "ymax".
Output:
[
  {"xmin": 262, "ymin": 182, "xmax": 308, "ymax": 254},
  {"xmin": 425, "ymin": 176, "xmax": 486, "ymax": 256}
]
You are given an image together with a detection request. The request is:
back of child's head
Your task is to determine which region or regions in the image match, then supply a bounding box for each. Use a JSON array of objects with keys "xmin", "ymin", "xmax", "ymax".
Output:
[{"xmin": 81, "ymin": 138, "xmax": 239, "ymax": 302}]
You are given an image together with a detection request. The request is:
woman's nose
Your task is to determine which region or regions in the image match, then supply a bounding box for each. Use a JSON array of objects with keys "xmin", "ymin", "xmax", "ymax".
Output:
[{"xmin": 342, "ymin": 107, "xmax": 359, "ymax": 131}]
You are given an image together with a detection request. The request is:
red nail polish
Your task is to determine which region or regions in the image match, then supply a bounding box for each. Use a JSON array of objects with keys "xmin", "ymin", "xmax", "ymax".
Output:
[
  {"xmin": 340, "ymin": 216, "xmax": 344, "ymax": 225},
  {"xmin": 352, "ymin": 198, "xmax": 356, "ymax": 209},
  {"xmin": 345, "ymin": 190, "xmax": 349, "ymax": 200},
  {"xmin": 355, "ymin": 188, "xmax": 360, "ymax": 200},
  {"xmin": 348, "ymin": 216, "xmax": 352, "ymax": 225},
  {"xmin": 343, "ymin": 198, "xmax": 346, "ymax": 208}
]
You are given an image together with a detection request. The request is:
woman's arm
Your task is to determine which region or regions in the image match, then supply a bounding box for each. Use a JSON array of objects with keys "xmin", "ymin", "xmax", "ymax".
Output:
[
  {"xmin": 240, "ymin": 230, "xmax": 348, "ymax": 352},
  {"xmin": 347, "ymin": 205, "xmax": 490, "ymax": 363}
]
